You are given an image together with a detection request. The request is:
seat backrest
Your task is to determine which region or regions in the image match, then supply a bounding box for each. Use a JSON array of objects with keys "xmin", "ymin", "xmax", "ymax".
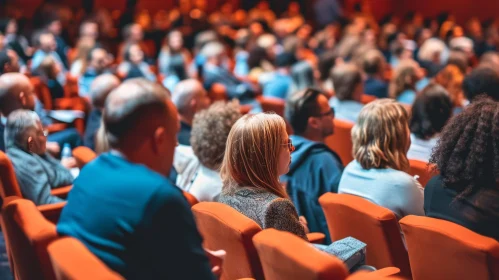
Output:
[
  {"xmin": 360, "ymin": 94, "xmax": 377, "ymax": 105},
  {"xmin": 192, "ymin": 202, "xmax": 264, "ymax": 280},
  {"xmin": 258, "ymin": 96, "xmax": 285, "ymax": 117},
  {"xmin": 253, "ymin": 228, "xmax": 349, "ymax": 280},
  {"xmin": 319, "ymin": 193, "xmax": 411, "ymax": 277},
  {"xmin": 72, "ymin": 146, "xmax": 97, "ymax": 169},
  {"xmin": 408, "ymin": 160, "xmax": 438, "ymax": 187},
  {"xmin": 400, "ymin": 215, "xmax": 499, "ymax": 280},
  {"xmin": 183, "ymin": 191, "xmax": 199, "ymax": 207},
  {"xmin": 48, "ymin": 237, "xmax": 123, "ymax": 280},
  {"xmin": 30, "ymin": 77, "xmax": 53, "ymax": 110},
  {"xmin": 324, "ymin": 119, "xmax": 354, "ymax": 165},
  {"xmin": 0, "ymin": 150, "xmax": 23, "ymax": 199},
  {"xmin": 1, "ymin": 197, "xmax": 59, "ymax": 280}
]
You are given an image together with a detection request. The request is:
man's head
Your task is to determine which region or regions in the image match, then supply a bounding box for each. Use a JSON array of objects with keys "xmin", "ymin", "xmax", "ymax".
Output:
[
  {"xmin": 0, "ymin": 49, "xmax": 20, "ymax": 74},
  {"xmin": 5, "ymin": 109, "xmax": 46, "ymax": 154},
  {"xmin": 463, "ymin": 66, "xmax": 499, "ymax": 102},
  {"xmin": 90, "ymin": 74, "xmax": 120, "ymax": 109},
  {"xmin": 104, "ymin": 78, "xmax": 179, "ymax": 175},
  {"xmin": 172, "ymin": 79, "xmax": 211, "ymax": 125},
  {"xmin": 79, "ymin": 20, "xmax": 99, "ymax": 40},
  {"xmin": 331, "ymin": 63, "xmax": 363, "ymax": 101},
  {"xmin": 0, "ymin": 73, "xmax": 35, "ymax": 116},
  {"xmin": 87, "ymin": 47, "xmax": 108, "ymax": 73},
  {"xmin": 201, "ymin": 41, "xmax": 226, "ymax": 66},
  {"xmin": 123, "ymin": 23, "xmax": 143, "ymax": 43},
  {"xmin": 35, "ymin": 30, "xmax": 57, "ymax": 53},
  {"xmin": 286, "ymin": 88, "xmax": 335, "ymax": 141},
  {"xmin": 362, "ymin": 49, "xmax": 386, "ymax": 77},
  {"xmin": 45, "ymin": 16, "xmax": 62, "ymax": 36}
]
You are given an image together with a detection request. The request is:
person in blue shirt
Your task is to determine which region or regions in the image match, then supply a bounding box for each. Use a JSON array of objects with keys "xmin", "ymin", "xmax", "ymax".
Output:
[
  {"xmin": 78, "ymin": 47, "xmax": 111, "ymax": 98},
  {"xmin": 329, "ymin": 63, "xmax": 364, "ymax": 123},
  {"xmin": 31, "ymin": 30, "xmax": 66, "ymax": 85},
  {"xmin": 259, "ymin": 52, "xmax": 294, "ymax": 100},
  {"xmin": 389, "ymin": 59, "xmax": 425, "ymax": 105},
  {"xmin": 283, "ymin": 88, "xmax": 343, "ymax": 243},
  {"xmin": 362, "ymin": 49, "xmax": 389, "ymax": 98},
  {"xmin": 57, "ymin": 78, "xmax": 215, "ymax": 280}
]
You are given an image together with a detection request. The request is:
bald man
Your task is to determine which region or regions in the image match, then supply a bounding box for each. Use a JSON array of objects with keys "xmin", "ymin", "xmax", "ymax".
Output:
[
  {"xmin": 58, "ymin": 78, "xmax": 215, "ymax": 279},
  {"xmin": 172, "ymin": 79, "xmax": 210, "ymax": 145},
  {"xmin": 83, "ymin": 74, "xmax": 120, "ymax": 150}
]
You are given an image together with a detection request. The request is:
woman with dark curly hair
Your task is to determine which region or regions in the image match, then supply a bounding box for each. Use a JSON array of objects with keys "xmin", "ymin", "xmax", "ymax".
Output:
[
  {"xmin": 425, "ymin": 96, "xmax": 499, "ymax": 240},
  {"xmin": 189, "ymin": 101, "xmax": 242, "ymax": 202}
]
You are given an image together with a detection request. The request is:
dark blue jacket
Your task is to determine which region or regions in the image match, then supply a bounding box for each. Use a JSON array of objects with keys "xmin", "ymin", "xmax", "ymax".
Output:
[
  {"xmin": 281, "ymin": 135, "xmax": 343, "ymax": 243},
  {"xmin": 57, "ymin": 153, "xmax": 214, "ymax": 280},
  {"xmin": 364, "ymin": 77, "xmax": 388, "ymax": 99}
]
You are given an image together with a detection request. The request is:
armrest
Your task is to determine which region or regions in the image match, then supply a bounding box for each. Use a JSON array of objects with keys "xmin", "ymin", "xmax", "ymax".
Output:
[
  {"xmin": 347, "ymin": 267, "xmax": 403, "ymax": 280},
  {"xmin": 46, "ymin": 123, "xmax": 68, "ymax": 134},
  {"xmin": 51, "ymin": 185, "xmax": 72, "ymax": 199},
  {"xmin": 38, "ymin": 201, "xmax": 67, "ymax": 224},
  {"xmin": 306, "ymin": 232, "xmax": 326, "ymax": 244}
]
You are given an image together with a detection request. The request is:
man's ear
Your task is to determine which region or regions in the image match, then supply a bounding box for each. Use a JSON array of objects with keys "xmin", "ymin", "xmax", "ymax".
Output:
[
  {"xmin": 27, "ymin": 136, "xmax": 33, "ymax": 152},
  {"xmin": 19, "ymin": 91, "xmax": 26, "ymax": 106},
  {"xmin": 308, "ymin": 117, "xmax": 320, "ymax": 130},
  {"xmin": 152, "ymin": 126, "xmax": 166, "ymax": 154}
]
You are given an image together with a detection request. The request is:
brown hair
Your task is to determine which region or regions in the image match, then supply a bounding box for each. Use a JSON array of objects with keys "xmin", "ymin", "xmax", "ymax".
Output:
[
  {"xmin": 435, "ymin": 64, "xmax": 465, "ymax": 108},
  {"xmin": 389, "ymin": 59, "xmax": 419, "ymax": 99},
  {"xmin": 221, "ymin": 113, "xmax": 288, "ymax": 198},
  {"xmin": 352, "ymin": 99, "xmax": 410, "ymax": 172}
]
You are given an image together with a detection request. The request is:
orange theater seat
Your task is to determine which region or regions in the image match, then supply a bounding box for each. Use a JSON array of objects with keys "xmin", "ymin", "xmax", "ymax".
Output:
[
  {"xmin": 72, "ymin": 146, "xmax": 97, "ymax": 169},
  {"xmin": 400, "ymin": 215, "xmax": 499, "ymax": 280},
  {"xmin": 192, "ymin": 202, "xmax": 263, "ymax": 280},
  {"xmin": 360, "ymin": 94, "xmax": 377, "ymax": 105},
  {"xmin": 0, "ymin": 151, "xmax": 71, "ymax": 200},
  {"xmin": 408, "ymin": 160, "xmax": 438, "ymax": 187},
  {"xmin": 253, "ymin": 229, "xmax": 402, "ymax": 280},
  {"xmin": 319, "ymin": 193, "xmax": 411, "ymax": 278},
  {"xmin": 325, "ymin": 119, "xmax": 354, "ymax": 165},
  {"xmin": 183, "ymin": 191, "xmax": 199, "ymax": 207},
  {"xmin": 48, "ymin": 237, "xmax": 123, "ymax": 280},
  {"xmin": 257, "ymin": 96, "xmax": 285, "ymax": 117},
  {"xmin": 1, "ymin": 198, "xmax": 59, "ymax": 280}
]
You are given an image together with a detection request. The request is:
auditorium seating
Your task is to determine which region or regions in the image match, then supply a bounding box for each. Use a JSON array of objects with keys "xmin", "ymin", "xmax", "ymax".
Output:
[
  {"xmin": 72, "ymin": 146, "xmax": 97, "ymax": 169},
  {"xmin": 257, "ymin": 96, "xmax": 285, "ymax": 117},
  {"xmin": 408, "ymin": 160, "xmax": 438, "ymax": 187},
  {"xmin": 0, "ymin": 151, "xmax": 72, "ymax": 200},
  {"xmin": 48, "ymin": 237, "xmax": 123, "ymax": 280},
  {"xmin": 324, "ymin": 119, "xmax": 354, "ymax": 165},
  {"xmin": 400, "ymin": 215, "xmax": 499, "ymax": 280},
  {"xmin": 319, "ymin": 193, "xmax": 411, "ymax": 278},
  {"xmin": 253, "ymin": 228, "xmax": 402, "ymax": 280}
]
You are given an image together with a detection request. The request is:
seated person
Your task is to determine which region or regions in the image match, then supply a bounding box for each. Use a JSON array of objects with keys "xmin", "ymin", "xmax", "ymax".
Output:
[
  {"xmin": 258, "ymin": 52, "xmax": 294, "ymax": 100},
  {"xmin": 117, "ymin": 43, "xmax": 156, "ymax": 82},
  {"xmin": 83, "ymin": 74, "xmax": 120, "ymax": 151},
  {"xmin": 426, "ymin": 96, "xmax": 499, "ymax": 241},
  {"xmin": 31, "ymin": 30, "xmax": 66, "ymax": 85},
  {"xmin": 338, "ymin": 99, "xmax": 424, "ymax": 219},
  {"xmin": 389, "ymin": 59, "xmax": 425, "ymax": 105},
  {"xmin": 462, "ymin": 66, "xmax": 499, "ymax": 103},
  {"xmin": 57, "ymin": 79, "xmax": 215, "ymax": 279},
  {"xmin": 189, "ymin": 101, "xmax": 242, "ymax": 202},
  {"xmin": 201, "ymin": 41, "xmax": 257, "ymax": 102},
  {"xmin": 78, "ymin": 47, "xmax": 111, "ymax": 98},
  {"xmin": 5, "ymin": 110, "xmax": 74, "ymax": 205},
  {"xmin": 362, "ymin": 49, "xmax": 389, "ymax": 98},
  {"xmin": 161, "ymin": 54, "xmax": 187, "ymax": 92},
  {"xmin": 0, "ymin": 49, "xmax": 21, "ymax": 75},
  {"xmin": 38, "ymin": 56, "xmax": 65, "ymax": 100},
  {"xmin": 329, "ymin": 63, "xmax": 364, "ymax": 123},
  {"xmin": 408, "ymin": 83, "xmax": 452, "ymax": 162},
  {"xmin": 284, "ymin": 88, "xmax": 343, "ymax": 243}
]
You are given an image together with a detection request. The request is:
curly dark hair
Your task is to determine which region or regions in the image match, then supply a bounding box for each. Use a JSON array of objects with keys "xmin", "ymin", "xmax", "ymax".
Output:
[
  {"xmin": 430, "ymin": 96, "xmax": 499, "ymax": 200},
  {"xmin": 191, "ymin": 101, "xmax": 242, "ymax": 170}
]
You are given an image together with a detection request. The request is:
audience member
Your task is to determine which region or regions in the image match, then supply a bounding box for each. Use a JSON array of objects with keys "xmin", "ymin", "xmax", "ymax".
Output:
[
  {"xmin": 417, "ymin": 38, "xmax": 448, "ymax": 77},
  {"xmin": 57, "ymin": 78, "xmax": 215, "ymax": 279},
  {"xmin": 78, "ymin": 47, "xmax": 111, "ymax": 97},
  {"xmin": 291, "ymin": 60, "xmax": 318, "ymax": 92},
  {"xmin": 83, "ymin": 74, "xmax": 120, "ymax": 151},
  {"xmin": 338, "ymin": 99, "xmax": 424, "ymax": 219},
  {"xmin": 0, "ymin": 18, "xmax": 31, "ymax": 65},
  {"xmin": 161, "ymin": 53, "xmax": 188, "ymax": 92},
  {"xmin": 329, "ymin": 63, "xmax": 364, "ymax": 123},
  {"xmin": 362, "ymin": 49, "xmax": 389, "ymax": 98},
  {"xmin": 201, "ymin": 41, "xmax": 257, "ymax": 101},
  {"xmin": 158, "ymin": 30, "xmax": 190, "ymax": 77},
  {"xmin": 31, "ymin": 30, "xmax": 66, "ymax": 85},
  {"xmin": 5, "ymin": 110, "xmax": 74, "ymax": 205},
  {"xmin": 117, "ymin": 43, "xmax": 156, "ymax": 81},
  {"xmin": 79, "ymin": 20, "xmax": 99, "ymax": 41},
  {"xmin": 44, "ymin": 15, "xmax": 69, "ymax": 69},
  {"xmin": 389, "ymin": 59, "xmax": 425, "ymax": 104},
  {"xmin": 69, "ymin": 37, "xmax": 96, "ymax": 77},
  {"xmin": 408, "ymin": 83, "xmax": 452, "ymax": 162},
  {"xmin": 172, "ymin": 79, "xmax": 211, "ymax": 146},
  {"xmin": 38, "ymin": 56, "xmax": 65, "ymax": 99},
  {"xmin": 462, "ymin": 66, "xmax": 499, "ymax": 102},
  {"xmin": 189, "ymin": 101, "xmax": 242, "ymax": 202},
  {"xmin": 284, "ymin": 88, "xmax": 343, "ymax": 243},
  {"xmin": 426, "ymin": 96, "xmax": 499, "ymax": 241},
  {"xmin": 258, "ymin": 52, "xmax": 294, "ymax": 99},
  {"xmin": 0, "ymin": 49, "xmax": 20, "ymax": 74},
  {"xmin": 434, "ymin": 64, "xmax": 467, "ymax": 113}
]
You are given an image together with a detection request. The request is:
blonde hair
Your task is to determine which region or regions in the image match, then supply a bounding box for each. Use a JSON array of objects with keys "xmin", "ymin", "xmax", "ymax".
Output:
[
  {"xmin": 389, "ymin": 59, "xmax": 419, "ymax": 99},
  {"xmin": 435, "ymin": 64, "xmax": 465, "ymax": 108},
  {"xmin": 221, "ymin": 113, "xmax": 288, "ymax": 198},
  {"xmin": 352, "ymin": 99, "xmax": 410, "ymax": 172}
]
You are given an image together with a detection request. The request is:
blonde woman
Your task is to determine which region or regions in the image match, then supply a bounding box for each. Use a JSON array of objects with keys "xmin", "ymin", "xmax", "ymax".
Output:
[
  {"xmin": 338, "ymin": 99, "xmax": 424, "ymax": 219},
  {"xmin": 388, "ymin": 59, "xmax": 425, "ymax": 105},
  {"xmin": 218, "ymin": 113, "xmax": 308, "ymax": 239}
]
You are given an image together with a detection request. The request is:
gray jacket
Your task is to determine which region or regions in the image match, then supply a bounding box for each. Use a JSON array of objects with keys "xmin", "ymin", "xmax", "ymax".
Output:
[
  {"xmin": 219, "ymin": 187, "xmax": 307, "ymax": 240},
  {"xmin": 7, "ymin": 146, "xmax": 72, "ymax": 205}
]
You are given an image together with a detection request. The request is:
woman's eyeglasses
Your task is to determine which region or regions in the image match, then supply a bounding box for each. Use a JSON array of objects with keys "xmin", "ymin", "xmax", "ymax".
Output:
[{"xmin": 283, "ymin": 138, "xmax": 296, "ymax": 152}]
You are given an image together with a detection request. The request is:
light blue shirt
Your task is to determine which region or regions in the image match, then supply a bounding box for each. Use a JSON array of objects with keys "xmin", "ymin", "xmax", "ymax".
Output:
[
  {"xmin": 338, "ymin": 160, "xmax": 424, "ymax": 219},
  {"xmin": 396, "ymin": 89, "xmax": 416, "ymax": 105},
  {"xmin": 329, "ymin": 97, "xmax": 364, "ymax": 123},
  {"xmin": 31, "ymin": 50, "xmax": 67, "ymax": 85}
]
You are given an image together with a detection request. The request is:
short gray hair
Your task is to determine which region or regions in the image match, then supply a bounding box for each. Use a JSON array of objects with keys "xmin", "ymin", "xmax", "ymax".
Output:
[
  {"xmin": 104, "ymin": 78, "xmax": 171, "ymax": 148},
  {"xmin": 201, "ymin": 41, "xmax": 225, "ymax": 59},
  {"xmin": 90, "ymin": 74, "xmax": 120, "ymax": 108},
  {"xmin": 5, "ymin": 109, "xmax": 40, "ymax": 149},
  {"xmin": 172, "ymin": 79, "xmax": 204, "ymax": 114}
]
